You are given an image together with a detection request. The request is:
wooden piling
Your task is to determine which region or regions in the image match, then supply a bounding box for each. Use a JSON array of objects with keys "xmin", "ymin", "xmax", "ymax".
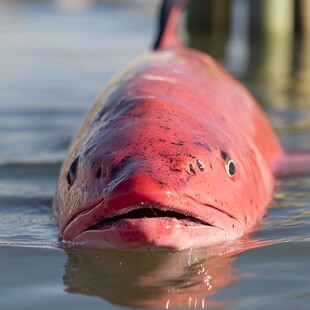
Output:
[
  {"xmin": 262, "ymin": 0, "xmax": 295, "ymax": 38},
  {"xmin": 299, "ymin": 0, "xmax": 310, "ymax": 35},
  {"xmin": 187, "ymin": 0, "xmax": 230, "ymax": 57},
  {"xmin": 294, "ymin": 37, "xmax": 310, "ymax": 107}
]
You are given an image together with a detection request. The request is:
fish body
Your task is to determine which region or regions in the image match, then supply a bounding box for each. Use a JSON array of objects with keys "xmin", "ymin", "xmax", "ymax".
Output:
[{"xmin": 53, "ymin": 0, "xmax": 284, "ymax": 250}]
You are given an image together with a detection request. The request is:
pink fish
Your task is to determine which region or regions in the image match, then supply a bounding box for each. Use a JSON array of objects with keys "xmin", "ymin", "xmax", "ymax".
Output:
[{"xmin": 53, "ymin": 0, "xmax": 285, "ymax": 250}]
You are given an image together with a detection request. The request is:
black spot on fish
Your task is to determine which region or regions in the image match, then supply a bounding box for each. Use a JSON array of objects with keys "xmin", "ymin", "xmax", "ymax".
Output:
[
  {"xmin": 111, "ymin": 165, "xmax": 120, "ymax": 178},
  {"xmin": 186, "ymin": 154, "xmax": 196, "ymax": 159},
  {"xmin": 159, "ymin": 126, "xmax": 171, "ymax": 130},
  {"xmin": 159, "ymin": 153, "xmax": 168, "ymax": 158},
  {"xmin": 110, "ymin": 156, "xmax": 132, "ymax": 178},
  {"xmin": 130, "ymin": 112, "xmax": 145, "ymax": 117},
  {"xmin": 193, "ymin": 141, "xmax": 211, "ymax": 152},
  {"xmin": 171, "ymin": 140, "xmax": 185, "ymax": 146},
  {"xmin": 96, "ymin": 166, "xmax": 102, "ymax": 178},
  {"xmin": 170, "ymin": 168, "xmax": 182, "ymax": 173},
  {"xmin": 66, "ymin": 156, "xmax": 80, "ymax": 187},
  {"xmin": 220, "ymin": 149, "xmax": 229, "ymax": 160},
  {"xmin": 121, "ymin": 156, "xmax": 132, "ymax": 165}
]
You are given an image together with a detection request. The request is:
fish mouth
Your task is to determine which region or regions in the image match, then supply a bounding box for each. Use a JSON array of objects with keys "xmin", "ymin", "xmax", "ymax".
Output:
[
  {"xmin": 62, "ymin": 194, "xmax": 244, "ymax": 250},
  {"xmin": 86, "ymin": 205, "xmax": 212, "ymax": 231}
]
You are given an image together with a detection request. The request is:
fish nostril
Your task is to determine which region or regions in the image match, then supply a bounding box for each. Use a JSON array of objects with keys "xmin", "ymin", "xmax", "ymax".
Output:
[
  {"xmin": 189, "ymin": 163, "xmax": 195, "ymax": 175},
  {"xmin": 188, "ymin": 159, "xmax": 204, "ymax": 175},
  {"xmin": 96, "ymin": 166, "xmax": 107, "ymax": 179},
  {"xmin": 96, "ymin": 167, "xmax": 102, "ymax": 178},
  {"xmin": 66, "ymin": 156, "xmax": 79, "ymax": 187},
  {"xmin": 196, "ymin": 159, "xmax": 204, "ymax": 172}
]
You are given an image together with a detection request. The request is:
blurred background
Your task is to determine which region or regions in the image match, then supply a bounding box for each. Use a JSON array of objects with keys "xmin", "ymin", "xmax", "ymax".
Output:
[{"xmin": 0, "ymin": 0, "xmax": 309, "ymax": 160}]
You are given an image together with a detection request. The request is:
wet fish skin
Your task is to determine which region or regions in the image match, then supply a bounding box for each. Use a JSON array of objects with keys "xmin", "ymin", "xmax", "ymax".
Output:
[{"xmin": 53, "ymin": 0, "xmax": 284, "ymax": 250}]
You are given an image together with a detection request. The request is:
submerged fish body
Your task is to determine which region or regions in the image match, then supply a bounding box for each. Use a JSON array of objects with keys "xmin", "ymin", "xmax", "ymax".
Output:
[{"xmin": 53, "ymin": 1, "xmax": 284, "ymax": 250}]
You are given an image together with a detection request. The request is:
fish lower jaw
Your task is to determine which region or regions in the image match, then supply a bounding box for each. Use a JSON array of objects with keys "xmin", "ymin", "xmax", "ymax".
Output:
[{"xmin": 67, "ymin": 217, "xmax": 242, "ymax": 251}]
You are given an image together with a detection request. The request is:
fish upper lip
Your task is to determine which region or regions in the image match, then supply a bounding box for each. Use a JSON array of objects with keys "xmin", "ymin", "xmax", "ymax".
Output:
[{"xmin": 63, "ymin": 193, "xmax": 241, "ymax": 241}]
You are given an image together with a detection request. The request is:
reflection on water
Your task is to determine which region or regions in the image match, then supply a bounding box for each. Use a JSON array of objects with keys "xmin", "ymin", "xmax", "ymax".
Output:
[{"xmin": 63, "ymin": 245, "xmax": 244, "ymax": 308}]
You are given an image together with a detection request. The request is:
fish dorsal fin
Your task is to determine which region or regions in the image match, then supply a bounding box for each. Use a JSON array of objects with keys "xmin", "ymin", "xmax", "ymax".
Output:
[{"xmin": 153, "ymin": 0, "xmax": 188, "ymax": 50}]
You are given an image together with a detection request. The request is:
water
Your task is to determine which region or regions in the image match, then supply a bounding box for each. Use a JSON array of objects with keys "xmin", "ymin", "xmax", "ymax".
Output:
[{"xmin": 0, "ymin": 1, "xmax": 310, "ymax": 309}]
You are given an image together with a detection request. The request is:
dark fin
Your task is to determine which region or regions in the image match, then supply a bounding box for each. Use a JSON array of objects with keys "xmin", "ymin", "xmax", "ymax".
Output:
[{"xmin": 153, "ymin": 0, "xmax": 189, "ymax": 50}]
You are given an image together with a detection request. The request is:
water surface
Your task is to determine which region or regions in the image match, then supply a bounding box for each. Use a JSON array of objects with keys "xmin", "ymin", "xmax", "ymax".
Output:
[{"xmin": 0, "ymin": 1, "xmax": 310, "ymax": 309}]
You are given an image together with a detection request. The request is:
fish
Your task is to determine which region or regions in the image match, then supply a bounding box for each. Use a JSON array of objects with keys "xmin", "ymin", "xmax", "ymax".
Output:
[{"xmin": 52, "ymin": 0, "xmax": 284, "ymax": 250}]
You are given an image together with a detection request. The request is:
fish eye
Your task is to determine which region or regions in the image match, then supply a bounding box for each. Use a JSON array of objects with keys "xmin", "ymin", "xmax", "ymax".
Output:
[
  {"xmin": 225, "ymin": 158, "xmax": 236, "ymax": 178},
  {"xmin": 66, "ymin": 156, "xmax": 79, "ymax": 186},
  {"xmin": 220, "ymin": 150, "xmax": 236, "ymax": 178}
]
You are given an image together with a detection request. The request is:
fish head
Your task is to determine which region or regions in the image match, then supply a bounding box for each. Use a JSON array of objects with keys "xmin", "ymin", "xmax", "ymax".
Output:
[{"xmin": 53, "ymin": 91, "xmax": 273, "ymax": 250}]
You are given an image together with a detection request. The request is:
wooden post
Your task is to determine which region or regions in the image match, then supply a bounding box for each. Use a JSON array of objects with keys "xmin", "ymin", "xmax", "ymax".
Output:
[
  {"xmin": 211, "ymin": 0, "xmax": 231, "ymax": 33},
  {"xmin": 187, "ymin": 0, "xmax": 230, "ymax": 57},
  {"xmin": 299, "ymin": 0, "xmax": 310, "ymax": 35},
  {"xmin": 262, "ymin": 0, "xmax": 295, "ymax": 38},
  {"xmin": 258, "ymin": 34, "xmax": 293, "ymax": 109},
  {"xmin": 294, "ymin": 37, "xmax": 310, "ymax": 106}
]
